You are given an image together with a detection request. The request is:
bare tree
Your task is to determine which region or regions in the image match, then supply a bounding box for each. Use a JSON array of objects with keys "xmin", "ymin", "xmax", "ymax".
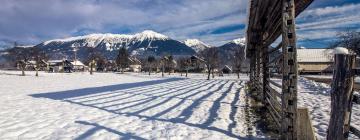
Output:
[
  {"xmin": 168, "ymin": 55, "xmax": 173, "ymax": 75},
  {"xmin": 165, "ymin": 55, "xmax": 175, "ymax": 75},
  {"xmin": 200, "ymin": 47, "xmax": 219, "ymax": 80},
  {"xmin": 178, "ymin": 57, "xmax": 191, "ymax": 77},
  {"xmin": 331, "ymin": 30, "xmax": 360, "ymax": 55},
  {"xmin": 160, "ymin": 56, "xmax": 166, "ymax": 77},
  {"xmin": 232, "ymin": 46, "xmax": 245, "ymax": 79},
  {"xmin": 147, "ymin": 56, "xmax": 156, "ymax": 75},
  {"xmin": 8, "ymin": 44, "xmax": 31, "ymax": 76},
  {"xmin": 29, "ymin": 47, "xmax": 48, "ymax": 77},
  {"xmin": 86, "ymin": 47, "xmax": 103, "ymax": 75},
  {"xmin": 116, "ymin": 47, "xmax": 130, "ymax": 73}
]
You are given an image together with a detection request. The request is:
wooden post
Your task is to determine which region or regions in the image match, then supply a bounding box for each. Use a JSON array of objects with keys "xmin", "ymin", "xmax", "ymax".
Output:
[
  {"xmin": 262, "ymin": 45, "xmax": 269, "ymax": 103},
  {"xmin": 327, "ymin": 54, "xmax": 355, "ymax": 140},
  {"xmin": 256, "ymin": 46, "xmax": 261, "ymax": 98},
  {"xmin": 90, "ymin": 60, "xmax": 94, "ymax": 75},
  {"xmin": 281, "ymin": 0, "xmax": 298, "ymax": 139},
  {"xmin": 250, "ymin": 49, "xmax": 256, "ymax": 91}
]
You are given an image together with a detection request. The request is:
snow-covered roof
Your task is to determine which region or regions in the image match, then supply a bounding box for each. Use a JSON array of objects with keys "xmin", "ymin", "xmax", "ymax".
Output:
[
  {"xmin": 71, "ymin": 60, "xmax": 85, "ymax": 66},
  {"xmin": 297, "ymin": 49, "xmax": 334, "ymax": 63},
  {"xmin": 48, "ymin": 60, "xmax": 64, "ymax": 63},
  {"xmin": 223, "ymin": 65, "xmax": 232, "ymax": 71}
]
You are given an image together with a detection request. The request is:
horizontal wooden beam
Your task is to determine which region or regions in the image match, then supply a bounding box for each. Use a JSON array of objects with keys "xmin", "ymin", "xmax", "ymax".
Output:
[
  {"xmin": 350, "ymin": 125, "xmax": 360, "ymax": 138},
  {"xmin": 266, "ymin": 85, "xmax": 282, "ymax": 98},
  {"xmin": 268, "ymin": 42, "xmax": 282, "ymax": 54},
  {"xmin": 268, "ymin": 79, "xmax": 282, "ymax": 88}
]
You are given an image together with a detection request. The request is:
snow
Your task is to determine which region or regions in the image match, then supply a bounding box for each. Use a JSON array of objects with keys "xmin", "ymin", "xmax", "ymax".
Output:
[
  {"xmin": 71, "ymin": 60, "xmax": 85, "ymax": 66},
  {"xmin": 297, "ymin": 49, "xmax": 334, "ymax": 63},
  {"xmin": 2, "ymin": 70, "xmax": 357, "ymax": 139},
  {"xmin": 231, "ymin": 38, "xmax": 246, "ymax": 46},
  {"xmin": 184, "ymin": 39, "xmax": 210, "ymax": 53},
  {"xmin": 43, "ymin": 30, "xmax": 168, "ymax": 46},
  {"xmin": 334, "ymin": 47, "xmax": 349, "ymax": 54},
  {"xmin": 17, "ymin": 45, "xmax": 35, "ymax": 48},
  {"xmin": 43, "ymin": 34, "xmax": 133, "ymax": 46},
  {"xmin": 133, "ymin": 30, "xmax": 169, "ymax": 42},
  {"xmin": 184, "ymin": 39, "xmax": 209, "ymax": 48},
  {"xmin": 0, "ymin": 71, "xmax": 266, "ymax": 139},
  {"xmin": 298, "ymin": 77, "xmax": 360, "ymax": 139}
]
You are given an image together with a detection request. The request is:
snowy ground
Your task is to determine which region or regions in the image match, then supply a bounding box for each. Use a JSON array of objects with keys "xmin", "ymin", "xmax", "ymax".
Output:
[
  {"xmin": 1, "ymin": 71, "xmax": 359, "ymax": 140},
  {"xmin": 0, "ymin": 71, "xmax": 265, "ymax": 140},
  {"xmin": 270, "ymin": 76, "xmax": 360, "ymax": 139},
  {"xmin": 298, "ymin": 76, "xmax": 360, "ymax": 139}
]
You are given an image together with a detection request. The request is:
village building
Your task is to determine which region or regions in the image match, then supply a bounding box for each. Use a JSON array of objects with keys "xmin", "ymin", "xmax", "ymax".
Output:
[
  {"xmin": 104, "ymin": 60, "xmax": 117, "ymax": 72},
  {"xmin": 189, "ymin": 55, "xmax": 206, "ymax": 72},
  {"xmin": 128, "ymin": 57, "xmax": 142, "ymax": 72},
  {"xmin": 47, "ymin": 60, "xmax": 73, "ymax": 73},
  {"xmin": 71, "ymin": 60, "xmax": 86, "ymax": 72},
  {"xmin": 222, "ymin": 65, "xmax": 232, "ymax": 74},
  {"xmin": 297, "ymin": 48, "xmax": 334, "ymax": 74},
  {"xmin": 19, "ymin": 60, "xmax": 48, "ymax": 71}
]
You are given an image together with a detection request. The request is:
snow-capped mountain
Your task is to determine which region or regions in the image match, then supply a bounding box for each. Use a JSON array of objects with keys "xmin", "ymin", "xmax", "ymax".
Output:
[
  {"xmin": 217, "ymin": 37, "xmax": 246, "ymax": 66},
  {"xmin": 35, "ymin": 30, "xmax": 195, "ymax": 60},
  {"xmin": 231, "ymin": 38, "xmax": 246, "ymax": 46},
  {"xmin": 219, "ymin": 38, "xmax": 246, "ymax": 49},
  {"xmin": 184, "ymin": 39, "xmax": 210, "ymax": 53}
]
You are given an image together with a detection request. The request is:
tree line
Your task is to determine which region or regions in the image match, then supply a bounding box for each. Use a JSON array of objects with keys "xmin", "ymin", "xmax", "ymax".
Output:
[{"xmin": 5, "ymin": 43, "xmax": 247, "ymax": 80}]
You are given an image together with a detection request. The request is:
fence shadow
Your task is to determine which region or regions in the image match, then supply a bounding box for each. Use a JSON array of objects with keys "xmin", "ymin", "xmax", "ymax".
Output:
[
  {"xmin": 30, "ymin": 78, "xmax": 264, "ymax": 139},
  {"xmin": 31, "ymin": 78, "xmax": 184, "ymax": 100},
  {"xmin": 75, "ymin": 121, "xmax": 146, "ymax": 140}
]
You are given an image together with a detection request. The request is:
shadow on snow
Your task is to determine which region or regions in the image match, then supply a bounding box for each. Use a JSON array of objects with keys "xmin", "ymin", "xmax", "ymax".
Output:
[{"xmin": 30, "ymin": 77, "xmax": 263, "ymax": 139}]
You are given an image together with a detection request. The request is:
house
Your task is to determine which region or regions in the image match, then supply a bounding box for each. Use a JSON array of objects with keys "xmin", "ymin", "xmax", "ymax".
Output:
[
  {"xmin": 128, "ymin": 57, "xmax": 142, "ymax": 72},
  {"xmin": 189, "ymin": 55, "xmax": 206, "ymax": 72},
  {"xmin": 47, "ymin": 60, "xmax": 73, "ymax": 73},
  {"xmin": 19, "ymin": 60, "xmax": 48, "ymax": 71},
  {"xmin": 222, "ymin": 65, "xmax": 233, "ymax": 74},
  {"xmin": 105, "ymin": 60, "xmax": 117, "ymax": 72},
  {"xmin": 297, "ymin": 48, "xmax": 334, "ymax": 74},
  {"xmin": 71, "ymin": 60, "xmax": 86, "ymax": 72}
]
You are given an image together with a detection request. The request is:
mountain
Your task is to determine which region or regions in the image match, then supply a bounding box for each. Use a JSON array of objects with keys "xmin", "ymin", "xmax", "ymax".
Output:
[
  {"xmin": 217, "ymin": 38, "xmax": 246, "ymax": 67},
  {"xmin": 35, "ymin": 30, "xmax": 196, "ymax": 61},
  {"xmin": 184, "ymin": 39, "xmax": 211, "ymax": 53}
]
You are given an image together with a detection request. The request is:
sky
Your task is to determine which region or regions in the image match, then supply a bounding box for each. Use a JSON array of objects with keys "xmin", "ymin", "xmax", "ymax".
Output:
[{"xmin": 0, "ymin": 0, "xmax": 359, "ymax": 49}]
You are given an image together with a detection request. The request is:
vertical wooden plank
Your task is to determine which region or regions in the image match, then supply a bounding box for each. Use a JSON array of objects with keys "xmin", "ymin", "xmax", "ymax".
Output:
[
  {"xmin": 256, "ymin": 45, "xmax": 261, "ymax": 97},
  {"xmin": 263, "ymin": 45, "xmax": 269, "ymax": 103},
  {"xmin": 327, "ymin": 54, "xmax": 355, "ymax": 140},
  {"xmin": 250, "ymin": 48, "xmax": 256, "ymax": 92},
  {"xmin": 297, "ymin": 108, "xmax": 316, "ymax": 140},
  {"xmin": 281, "ymin": 0, "xmax": 298, "ymax": 139}
]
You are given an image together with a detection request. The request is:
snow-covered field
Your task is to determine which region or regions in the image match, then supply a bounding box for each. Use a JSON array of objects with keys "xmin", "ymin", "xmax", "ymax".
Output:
[
  {"xmin": 298, "ymin": 77, "xmax": 360, "ymax": 139},
  {"xmin": 1, "ymin": 70, "xmax": 359, "ymax": 139},
  {"xmin": 0, "ymin": 71, "xmax": 264, "ymax": 140}
]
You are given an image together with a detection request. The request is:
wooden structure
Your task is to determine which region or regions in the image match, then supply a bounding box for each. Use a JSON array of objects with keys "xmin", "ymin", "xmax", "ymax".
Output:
[
  {"xmin": 246, "ymin": 0, "xmax": 313, "ymax": 139},
  {"xmin": 327, "ymin": 54, "xmax": 360, "ymax": 139},
  {"xmin": 297, "ymin": 49, "xmax": 334, "ymax": 74}
]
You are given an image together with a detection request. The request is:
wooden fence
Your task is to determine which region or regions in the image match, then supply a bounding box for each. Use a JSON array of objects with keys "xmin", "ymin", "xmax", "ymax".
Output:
[
  {"xmin": 247, "ymin": 0, "xmax": 315, "ymax": 139},
  {"xmin": 327, "ymin": 54, "xmax": 360, "ymax": 139}
]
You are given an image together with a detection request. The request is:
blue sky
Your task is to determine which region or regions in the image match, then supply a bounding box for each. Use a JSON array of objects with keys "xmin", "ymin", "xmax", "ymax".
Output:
[{"xmin": 0, "ymin": 0, "xmax": 359, "ymax": 49}]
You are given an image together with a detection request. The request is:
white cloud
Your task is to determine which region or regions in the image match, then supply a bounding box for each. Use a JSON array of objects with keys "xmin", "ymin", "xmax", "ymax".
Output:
[
  {"xmin": 0, "ymin": 0, "xmax": 248, "ymax": 46},
  {"xmin": 301, "ymin": 3, "xmax": 360, "ymax": 17},
  {"xmin": 296, "ymin": 3, "xmax": 360, "ymax": 47}
]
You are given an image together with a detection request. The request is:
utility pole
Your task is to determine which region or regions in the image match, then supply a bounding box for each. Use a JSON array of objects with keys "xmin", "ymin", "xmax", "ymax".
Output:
[{"xmin": 72, "ymin": 43, "xmax": 79, "ymax": 65}]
